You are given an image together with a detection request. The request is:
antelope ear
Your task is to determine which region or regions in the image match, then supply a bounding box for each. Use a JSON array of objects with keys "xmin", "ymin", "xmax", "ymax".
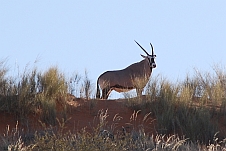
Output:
[{"xmin": 140, "ymin": 54, "xmax": 147, "ymax": 58}]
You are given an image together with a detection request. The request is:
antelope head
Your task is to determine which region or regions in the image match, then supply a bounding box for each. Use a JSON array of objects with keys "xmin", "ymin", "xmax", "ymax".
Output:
[{"xmin": 135, "ymin": 40, "xmax": 157, "ymax": 68}]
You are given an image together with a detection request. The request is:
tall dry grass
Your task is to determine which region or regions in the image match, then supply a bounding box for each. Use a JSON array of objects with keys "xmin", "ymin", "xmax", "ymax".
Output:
[
  {"xmin": 0, "ymin": 59, "xmax": 226, "ymax": 149},
  {"xmin": 124, "ymin": 66, "xmax": 226, "ymax": 144},
  {"xmin": 37, "ymin": 67, "xmax": 68, "ymax": 125},
  {"xmin": 0, "ymin": 63, "xmax": 70, "ymax": 125}
]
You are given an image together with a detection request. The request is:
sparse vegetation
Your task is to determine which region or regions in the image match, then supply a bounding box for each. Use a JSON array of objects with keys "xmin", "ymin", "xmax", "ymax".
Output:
[
  {"xmin": 1, "ymin": 110, "xmax": 226, "ymax": 150},
  {"xmin": 124, "ymin": 65, "xmax": 226, "ymax": 144},
  {"xmin": 80, "ymin": 70, "xmax": 93, "ymax": 100},
  {"xmin": 0, "ymin": 60, "xmax": 226, "ymax": 150}
]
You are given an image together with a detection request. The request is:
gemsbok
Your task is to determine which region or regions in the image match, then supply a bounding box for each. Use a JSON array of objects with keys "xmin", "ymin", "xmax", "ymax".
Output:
[{"xmin": 96, "ymin": 41, "xmax": 157, "ymax": 99}]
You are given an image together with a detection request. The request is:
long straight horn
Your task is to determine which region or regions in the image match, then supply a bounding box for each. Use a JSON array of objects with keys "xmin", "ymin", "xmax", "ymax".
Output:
[
  {"xmin": 150, "ymin": 43, "xmax": 154, "ymax": 55},
  {"xmin": 134, "ymin": 40, "xmax": 150, "ymax": 55}
]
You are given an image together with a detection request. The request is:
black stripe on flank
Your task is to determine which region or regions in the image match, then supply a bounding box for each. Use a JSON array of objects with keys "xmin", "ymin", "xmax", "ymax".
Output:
[{"xmin": 111, "ymin": 84, "xmax": 134, "ymax": 90}]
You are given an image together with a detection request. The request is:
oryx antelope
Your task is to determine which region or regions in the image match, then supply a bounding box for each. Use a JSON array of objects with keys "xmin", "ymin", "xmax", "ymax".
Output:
[{"xmin": 96, "ymin": 41, "xmax": 157, "ymax": 99}]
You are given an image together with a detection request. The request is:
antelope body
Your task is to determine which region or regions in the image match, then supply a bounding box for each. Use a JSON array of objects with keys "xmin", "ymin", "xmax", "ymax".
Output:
[{"xmin": 96, "ymin": 41, "xmax": 157, "ymax": 99}]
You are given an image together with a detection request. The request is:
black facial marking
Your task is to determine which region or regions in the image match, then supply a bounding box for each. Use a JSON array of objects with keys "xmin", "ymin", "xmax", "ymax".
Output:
[{"xmin": 147, "ymin": 56, "xmax": 156, "ymax": 70}]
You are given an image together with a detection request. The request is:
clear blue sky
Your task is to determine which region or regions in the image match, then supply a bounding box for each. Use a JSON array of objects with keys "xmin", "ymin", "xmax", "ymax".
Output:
[{"xmin": 1, "ymin": 1, "xmax": 226, "ymax": 98}]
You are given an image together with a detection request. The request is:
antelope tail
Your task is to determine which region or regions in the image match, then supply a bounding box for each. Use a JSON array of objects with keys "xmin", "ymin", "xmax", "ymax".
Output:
[{"xmin": 96, "ymin": 79, "xmax": 100, "ymax": 99}]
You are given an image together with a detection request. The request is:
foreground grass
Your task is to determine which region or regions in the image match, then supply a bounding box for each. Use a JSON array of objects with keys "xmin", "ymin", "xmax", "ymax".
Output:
[{"xmin": 1, "ymin": 110, "xmax": 226, "ymax": 151}]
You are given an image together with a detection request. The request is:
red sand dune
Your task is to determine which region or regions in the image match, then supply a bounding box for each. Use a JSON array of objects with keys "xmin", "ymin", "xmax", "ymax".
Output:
[{"xmin": 0, "ymin": 97, "xmax": 157, "ymax": 136}]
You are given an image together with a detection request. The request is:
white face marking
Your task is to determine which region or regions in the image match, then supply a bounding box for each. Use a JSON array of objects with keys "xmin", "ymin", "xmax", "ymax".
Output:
[{"xmin": 151, "ymin": 63, "xmax": 156, "ymax": 68}]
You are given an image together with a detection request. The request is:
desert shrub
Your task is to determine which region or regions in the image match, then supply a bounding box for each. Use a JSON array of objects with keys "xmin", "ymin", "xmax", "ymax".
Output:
[
  {"xmin": 15, "ymin": 69, "xmax": 38, "ymax": 118},
  {"xmin": 38, "ymin": 67, "xmax": 67, "ymax": 97},
  {"xmin": 0, "ymin": 66, "xmax": 39, "ymax": 120},
  {"xmin": 80, "ymin": 70, "xmax": 93, "ymax": 99},
  {"xmin": 68, "ymin": 72, "xmax": 81, "ymax": 96},
  {"xmin": 124, "ymin": 68, "xmax": 226, "ymax": 144},
  {"xmin": 0, "ymin": 60, "xmax": 16, "ymax": 112},
  {"xmin": 150, "ymin": 78, "xmax": 219, "ymax": 144},
  {"xmin": 0, "ymin": 64, "xmax": 70, "ymax": 125},
  {"xmin": 37, "ymin": 67, "xmax": 68, "ymax": 125},
  {"xmin": 0, "ymin": 59, "xmax": 9, "ymax": 95},
  {"xmin": 68, "ymin": 70, "xmax": 94, "ymax": 99}
]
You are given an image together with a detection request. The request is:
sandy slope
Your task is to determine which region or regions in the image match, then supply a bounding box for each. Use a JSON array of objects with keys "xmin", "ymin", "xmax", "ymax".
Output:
[{"xmin": 0, "ymin": 97, "xmax": 157, "ymax": 136}]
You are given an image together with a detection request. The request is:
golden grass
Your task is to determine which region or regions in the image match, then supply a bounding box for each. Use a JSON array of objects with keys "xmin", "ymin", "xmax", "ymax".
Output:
[{"xmin": 0, "ymin": 60, "xmax": 226, "ymax": 149}]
